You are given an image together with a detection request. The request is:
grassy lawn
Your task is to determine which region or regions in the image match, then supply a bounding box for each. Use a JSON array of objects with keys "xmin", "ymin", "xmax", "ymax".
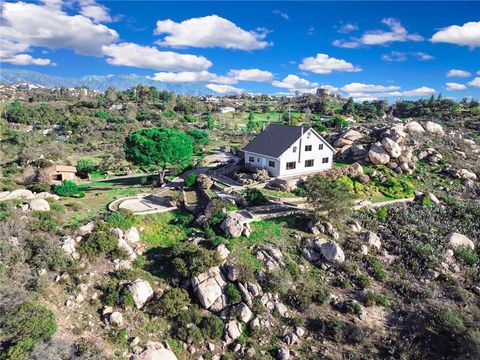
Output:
[
  {"xmin": 136, "ymin": 210, "xmax": 193, "ymax": 248},
  {"xmin": 260, "ymin": 188, "xmax": 301, "ymax": 199}
]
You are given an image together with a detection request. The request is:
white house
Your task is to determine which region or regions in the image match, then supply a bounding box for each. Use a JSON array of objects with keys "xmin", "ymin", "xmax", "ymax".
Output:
[{"xmin": 242, "ymin": 124, "xmax": 335, "ymax": 178}]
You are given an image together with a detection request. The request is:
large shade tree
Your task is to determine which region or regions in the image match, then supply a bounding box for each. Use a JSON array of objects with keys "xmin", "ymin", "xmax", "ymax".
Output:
[{"xmin": 124, "ymin": 128, "xmax": 193, "ymax": 184}]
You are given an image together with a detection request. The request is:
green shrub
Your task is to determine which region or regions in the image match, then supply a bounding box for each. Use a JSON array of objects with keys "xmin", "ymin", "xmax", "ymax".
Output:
[
  {"xmin": 200, "ymin": 315, "xmax": 224, "ymax": 339},
  {"xmin": 244, "ymin": 188, "xmax": 269, "ymax": 206},
  {"xmin": 52, "ymin": 180, "xmax": 83, "ymax": 197},
  {"xmin": 225, "ymin": 283, "xmax": 242, "ymax": 304},
  {"xmin": 77, "ymin": 159, "xmax": 95, "ymax": 174},
  {"xmin": 99, "ymin": 281, "xmax": 134, "ymax": 308},
  {"xmin": 353, "ymin": 274, "xmax": 373, "ymax": 288},
  {"xmin": 27, "ymin": 182, "xmax": 51, "ymax": 193},
  {"xmin": 168, "ymin": 242, "xmax": 222, "ymax": 280},
  {"xmin": 0, "ymin": 301, "xmax": 57, "ymax": 356},
  {"xmin": 314, "ymin": 288, "xmax": 331, "ymax": 304},
  {"xmin": 343, "ymin": 300, "xmax": 362, "ymax": 315},
  {"xmin": 436, "ymin": 307, "xmax": 467, "ymax": 334},
  {"xmin": 184, "ymin": 173, "xmax": 198, "ymax": 188},
  {"xmin": 293, "ymin": 187, "xmax": 307, "ymax": 197},
  {"xmin": 105, "ymin": 209, "xmax": 136, "ymax": 230},
  {"xmin": 368, "ymin": 257, "xmax": 387, "ymax": 281},
  {"xmin": 156, "ymin": 288, "xmax": 191, "ymax": 318},
  {"xmin": 455, "ymin": 246, "xmax": 479, "ymax": 267},
  {"xmin": 375, "ymin": 206, "xmax": 389, "ymax": 222},
  {"xmin": 364, "ymin": 291, "xmax": 390, "ymax": 307},
  {"xmin": 79, "ymin": 222, "xmax": 118, "ymax": 259}
]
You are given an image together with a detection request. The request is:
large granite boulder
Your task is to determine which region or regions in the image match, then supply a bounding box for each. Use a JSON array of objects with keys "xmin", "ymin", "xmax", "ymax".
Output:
[
  {"xmin": 423, "ymin": 121, "xmax": 444, "ymax": 136},
  {"xmin": 448, "ymin": 233, "xmax": 475, "ymax": 250},
  {"xmin": 381, "ymin": 137, "xmax": 402, "ymax": 158},
  {"xmin": 29, "ymin": 198, "xmax": 51, "ymax": 212},
  {"xmin": 320, "ymin": 242, "xmax": 345, "ymax": 264},
  {"xmin": 368, "ymin": 143, "xmax": 390, "ymax": 165},
  {"xmin": 191, "ymin": 267, "xmax": 227, "ymax": 310},
  {"xmin": 128, "ymin": 279, "xmax": 154, "ymax": 309},
  {"xmin": 132, "ymin": 342, "xmax": 177, "ymax": 360}
]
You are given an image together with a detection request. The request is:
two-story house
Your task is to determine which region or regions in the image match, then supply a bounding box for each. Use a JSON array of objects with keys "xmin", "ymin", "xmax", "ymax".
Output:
[{"xmin": 242, "ymin": 124, "xmax": 335, "ymax": 177}]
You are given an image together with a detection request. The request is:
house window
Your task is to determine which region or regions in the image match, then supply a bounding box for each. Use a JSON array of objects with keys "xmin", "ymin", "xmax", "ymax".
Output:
[
  {"xmin": 305, "ymin": 159, "xmax": 314, "ymax": 167},
  {"xmin": 286, "ymin": 162, "xmax": 296, "ymax": 170},
  {"xmin": 319, "ymin": 143, "xmax": 324, "ymax": 150},
  {"xmin": 257, "ymin": 158, "xmax": 260, "ymax": 162},
  {"xmin": 249, "ymin": 156, "xmax": 254, "ymax": 163},
  {"xmin": 305, "ymin": 145, "xmax": 312, "ymax": 151},
  {"xmin": 268, "ymin": 160, "xmax": 275, "ymax": 168},
  {"xmin": 322, "ymin": 157, "xmax": 329, "ymax": 164},
  {"xmin": 292, "ymin": 146, "xmax": 297, "ymax": 153}
]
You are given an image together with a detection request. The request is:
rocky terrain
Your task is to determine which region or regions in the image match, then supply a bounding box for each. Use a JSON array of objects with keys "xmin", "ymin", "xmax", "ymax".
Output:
[{"xmin": 0, "ymin": 88, "xmax": 479, "ymax": 360}]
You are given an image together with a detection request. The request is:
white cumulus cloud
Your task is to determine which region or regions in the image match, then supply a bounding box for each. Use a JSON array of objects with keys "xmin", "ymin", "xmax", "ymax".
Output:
[
  {"xmin": 299, "ymin": 53, "xmax": 361, "ymax": 74},
  {"xmin": 447, "ymin": 69, "xmax": 472, "ymax": 77},
  {"xmin": 446, "ymin": 82, "xmax": 467, "ymax": 91},
  {"xmin": 345, "ymin": 85, "xmax": 435, "ymax": 99},
  {"xmin": 154, "ymin": 15, "xmax": 270, "ymax": 50},
  {"xmin": 431, "ymin": 21, "xmax": 480, "ymax": 48},
  {"xmin": 151, "ymin": 71, "xmax": 234, "ymax": 84},
  {"xmin": 227, "ymin": 68, "xmax": 274, "ymax": 82},
  {"xmin": 1, "ymin": 1, "xmax": 119, "ymax": 56},
  {"xmin": 468, "ymin": 77, "xmax": 480, "ymax": 88},
  {"xmin": 272, "ymin": 74, "xmax": 319, "ymax": 90},
  {"xmin": 79, "ymin": 0, "xmax": 113, "ymax": 23},
  {"xmin": 102, "ymin": 43, "xmax": 212, "ymax": 72},
  {"xmin": 334, "ymin": 18, "xmax": 423, "ymax": 48},
  {"xmin": 341, "ymin": 83, "xmax": 401, "ymax": 93},
  {"xmin": 3, "ymin": 53, "xmax": 54, "ymax": 66},
  {"xmin": 206, "ymin": 84, "xmax": 244, "ymax": 94}
]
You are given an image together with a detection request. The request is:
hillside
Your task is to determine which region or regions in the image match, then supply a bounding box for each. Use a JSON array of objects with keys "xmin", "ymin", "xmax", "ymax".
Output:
[{"xmin": 0, "ymin": 87, "xmax": 479, "ymax": 360}]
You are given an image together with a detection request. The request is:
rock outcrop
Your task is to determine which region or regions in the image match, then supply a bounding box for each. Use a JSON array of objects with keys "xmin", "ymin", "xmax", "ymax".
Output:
[
  {"xmin": 128, "ymin": 279, "xmax": 154, "ymax": 309},
  {"xmin": 191, "ymin": 267, "xmax": 227, "ymax": 310}
]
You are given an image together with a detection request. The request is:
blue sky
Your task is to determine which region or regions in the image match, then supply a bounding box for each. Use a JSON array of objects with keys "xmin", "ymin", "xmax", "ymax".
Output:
[{"xmin": 1, "ymin": 1, "xmax": 479, "ymax": 100}]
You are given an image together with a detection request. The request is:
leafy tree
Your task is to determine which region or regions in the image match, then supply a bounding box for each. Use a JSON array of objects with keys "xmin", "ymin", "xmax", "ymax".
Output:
[
  {"xmin": 0, "ymin": 301, "xmax": 57, "ymax": 358},
  {"xmin": 306, "ymin": 175, "xmax": 353, "ymax": 223},
  {"xmin": 205, "ymin": 113, "xmax": 215, "ymax": 129},
  {"xmin": 124, "ymin": 128, "xmax": 193, "ymax": 184},
  {"xmin": 187, "ymin": 129, "xmax": 209, "ymax": 153},
  {"xmin": 77, "ymin": 159, "xmax": 95, "ymax": 174},
  {"xmin": 244, "ymin": 188, "xmax": 269, "ymax": 206},
  {"xmin": 52, "ymin": 180, "xmax": 82, "ymax": 197},
  {"xmin": 184, "ymin": 173, "xmax": 198, "ymax": 188},
  {"xmin": 342, "ymin": 97, "xmax": 355, "ymax": 115},
  {"xmin": 5, "ymin": 100, "xmax": 32, "ymax": 124}
]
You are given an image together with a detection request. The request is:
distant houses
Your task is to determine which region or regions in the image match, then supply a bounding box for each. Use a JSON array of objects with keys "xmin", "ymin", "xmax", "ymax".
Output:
[{"xmin": 46, "ymin": 165, "xmax": 77, "ymax": 183}]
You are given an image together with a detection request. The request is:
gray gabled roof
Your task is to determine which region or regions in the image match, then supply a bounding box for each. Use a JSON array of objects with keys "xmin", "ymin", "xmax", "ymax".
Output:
[{"xmin": 242, "ymin": 123, "xmax": 309, "ymax": 158}]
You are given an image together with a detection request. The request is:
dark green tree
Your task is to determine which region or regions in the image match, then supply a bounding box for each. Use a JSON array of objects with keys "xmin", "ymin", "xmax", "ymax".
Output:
[
  {"xmin": 124, "ymin": 128, "xmax": 193, "ymax": 184},
  {"xmin": 342, "ymin": 97, "xmax": 355, "ymax": 115}
]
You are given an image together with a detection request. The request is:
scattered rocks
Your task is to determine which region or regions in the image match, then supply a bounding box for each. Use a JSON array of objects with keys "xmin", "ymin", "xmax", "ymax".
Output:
[
  {"xmin": 236, "ymin": 302, "xmax": 253, "ymax": 323},
  {"xmin": 423, "ymin": 269, "xmax": 440, "ymax": 280},
  {"xmin": 347, "ymin": 219, "xmax": 362, "ymax": 233},
  {"xmin": 368, "ymin": 143, "xmax": 390, "ymax": 165},
  {"xmin": 77, "ymin": 222, "xmax": 95, "ymax": 236},
  {"xmin": 216, "ymin": 244, "xmax": 230, "ymax": 260},
  {"xmin": 448, "ymin": 232, "xmax": 475, "ymax": 250},
  {"xmin": 191, "ymin": 267, "xmax": 226, "ymax": 310},
  {"xmin": 320, "ymin": 242, "xmax": 345, "ymax": 264},
  {"xmin": 61, "ymin": 236, "xmax": 79, "ymax": 259},
  {"xmin": 28, "ymin": 198, "xmax": 51, "ymax": 212},
  {"xmin": 362, "ymin": 231, "xmax": 381, "ymax": 250},
  {"xmin": 224, "ymin": 320, "xmax": 242, "ymax": 344},
  {"xmin": 128, "ymin": 279, "xmax": 154, "ymax": 309},
  {"xmin": 424, "ymin": 121, "xmax": 444, "ymax": 136},
  {"xmin": 132, "ymin": 341, "xmax": 178, "ymax": 360},
  {"xmin": 381, "ymin": 137, "xmax": 402, "ymax": 158},
  {"xmin": 220, "ymin": 214, "xmax": 249, "ymax": 238},
  {"xmin": 197, "ymin": 174, "xmax": 214, "ymax": 190},
  {"xmin": 276, "ymin": 347, "xmax": 290, "ymax": 360},
  {"xmin": 109, "ymin": 311, "xmax": 124, "ymax": 327},
  {"xmin": 124, "ymin": 227, "xmax": 140, "ymax": 244},
  {"xmin": 405, "ymin": 121, "xmax": 426, "ymax": 134}
]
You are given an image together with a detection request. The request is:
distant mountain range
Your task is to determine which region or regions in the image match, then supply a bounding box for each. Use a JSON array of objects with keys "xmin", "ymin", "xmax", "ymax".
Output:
[{"xmin": 0, "ymin": 68, "xmax": 214, "ymax": 95}]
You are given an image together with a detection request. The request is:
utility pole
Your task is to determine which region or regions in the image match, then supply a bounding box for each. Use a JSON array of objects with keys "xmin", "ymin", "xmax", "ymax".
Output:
[{"xmin": 288, "ymin": 103, "xmax": 291, "ymax": 125}]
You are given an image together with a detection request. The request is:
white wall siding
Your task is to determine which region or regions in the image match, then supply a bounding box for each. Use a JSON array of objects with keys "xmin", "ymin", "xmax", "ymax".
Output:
[
  {"xmin": 244, "ymin": 151, "xmax": 280, "ymax": 177},
  {"xmin": 243, "ymin": 128, "xmax": 333, "ymax": 178},
  {"xmin": 277, "ymin": 129, "xmax": 333, "ymax": 177}
]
